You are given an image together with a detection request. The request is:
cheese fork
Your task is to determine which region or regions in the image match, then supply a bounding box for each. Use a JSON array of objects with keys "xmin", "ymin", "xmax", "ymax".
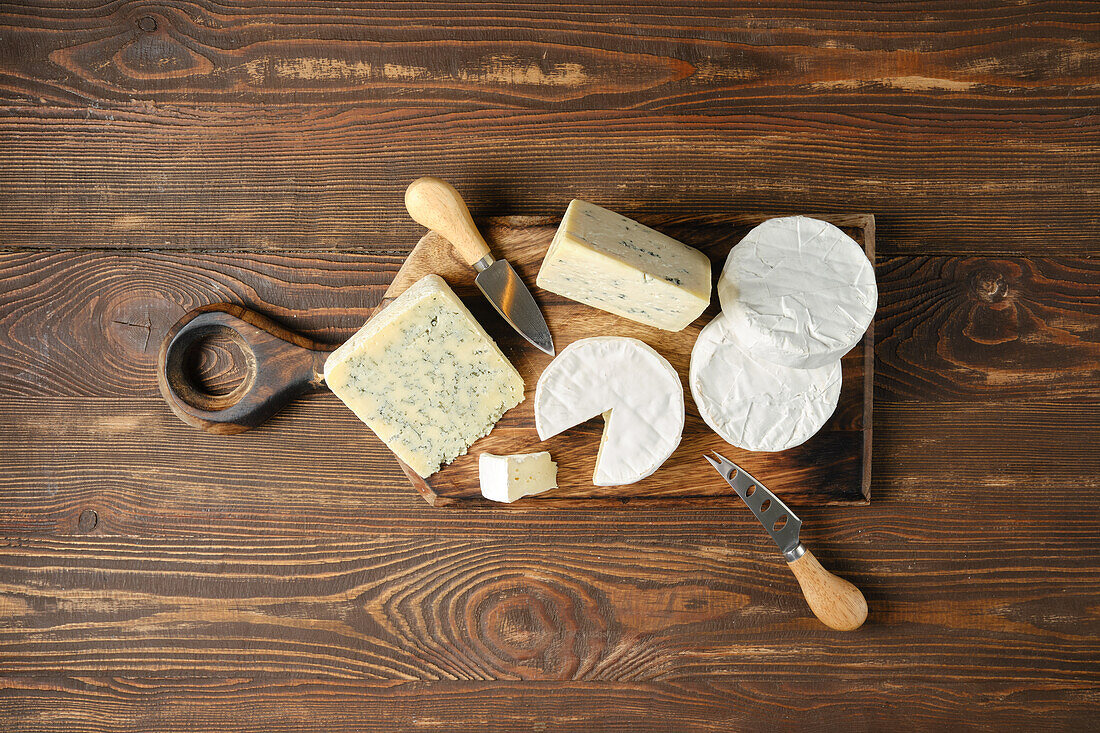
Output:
[{"xmin": 705, "ymin": 451, "xmax": 868, "ymax": 631}]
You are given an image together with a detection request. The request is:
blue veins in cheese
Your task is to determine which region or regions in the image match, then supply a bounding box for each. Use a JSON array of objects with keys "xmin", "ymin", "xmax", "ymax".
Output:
[
  {"xmin": 323, "ymin": 274, "xmax": 525, "ymax": 478},
  {"xmin": 536, "ymin": 200, "xmax": 712, "ymax": 331}
]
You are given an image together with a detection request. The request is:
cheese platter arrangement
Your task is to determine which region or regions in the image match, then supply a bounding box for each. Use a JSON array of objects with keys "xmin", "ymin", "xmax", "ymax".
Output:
[
  {"xmin": 157, "ymin": 177, "xmax": 875, "ymax": 631},
  {"xmin": 158, "ymin": 179, "xmax": 875, "ymax": 511}
]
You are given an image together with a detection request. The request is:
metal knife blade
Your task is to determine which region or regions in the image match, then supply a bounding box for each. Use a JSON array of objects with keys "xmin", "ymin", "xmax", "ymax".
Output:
[
  {"xmin": 474, "ymin": 257, "xmax": 555, "ymax": 356},
  {"xmin": 705, "ymin": 451, "xmax": 804, "ymax": 561}
]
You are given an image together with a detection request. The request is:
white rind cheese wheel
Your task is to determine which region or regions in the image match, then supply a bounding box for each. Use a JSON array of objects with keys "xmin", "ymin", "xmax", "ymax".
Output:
[
  {"xmin": 535, "ymin": 336, "xmax": 684, "ymax": 486},
  {"xmin": 718, "ymin": 216, "xmax": 876, "ymax": 369},
  {"xmin": 690, "ymin": 316, "xmax": 841, "ymax": 452}
]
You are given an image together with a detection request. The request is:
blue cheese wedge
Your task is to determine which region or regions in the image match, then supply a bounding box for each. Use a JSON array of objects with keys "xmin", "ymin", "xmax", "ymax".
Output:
[
  {"xmin": 536, "ymin": 200, "xmax": 711, "ymax": 331},
  {"xmin": 323, "ymin": 274, "xmax": 525, "ymax": 478},
  {"xmin": 479, "ymin": 451, "xmax": 558, "ymax": 503}
]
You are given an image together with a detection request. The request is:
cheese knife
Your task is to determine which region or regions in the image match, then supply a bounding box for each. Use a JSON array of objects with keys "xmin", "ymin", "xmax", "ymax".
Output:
[
  {"xmin": 404, "ymin": 177, "xmax": 555, "ymax": 355},
  {"xmin": 705, "ymin": 451, "xmax": 868, "ymax": 631}
]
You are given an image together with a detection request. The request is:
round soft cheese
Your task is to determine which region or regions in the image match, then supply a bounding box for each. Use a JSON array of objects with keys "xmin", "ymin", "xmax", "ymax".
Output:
[
  {"xmin": 535, "ymin": 336, "xmax": 684, "ymax": 486},
  {"xmin": 690, "ymin": 316, "xmax": 841, "ymax": 452},
  {"xmin": 718, "ymin": 216, "xmax": 876, "ymax": 369}
]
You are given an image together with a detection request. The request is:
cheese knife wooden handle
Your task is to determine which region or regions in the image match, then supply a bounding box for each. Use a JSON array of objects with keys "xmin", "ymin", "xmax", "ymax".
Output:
[
  {"xmin": 404, "ymin": 176, "xmax": 492, "ymax": 267},
  {"xmin": 157, "ymin": 304, "xmax": 333, "ymax": 434},
  {"xmin": 787, "ymin": 548, "xmax": 868, "ymax": 631}
]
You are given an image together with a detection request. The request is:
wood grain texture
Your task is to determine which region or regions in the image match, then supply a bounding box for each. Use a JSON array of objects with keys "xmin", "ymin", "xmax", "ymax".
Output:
[
  {"xmin": 0, "ymin": 249, "xmax": 395, "ymax": 397},
  {"xmin": 2, "ymin": 1, "xmax": 1099, "ymax": 729},
  {"xmin": 1, "ymin": 397, "xmax": 1096, "ymax": 537},
  {"xmin": 5, "ymin": 1, "xmax": 1096, "ymax": 110},
  {"xmin": 2, "ymin": 677, "xmax": 1097, "ymax": 733},
  {"xmin": 1, "ymin": 109, "xmax": 1095, "ymax": 253},
  {"xmin": 385, "ymin": 214, "xmax": 872, "ymax": 507},
  {"xmin": 0, "ymin": 533, "xmax": 1095, "ymax": 683},
  {"xmin": 0, "ymin": 2, "xmax": 1097, "ymax": 253},
  {"xmin": 875, "ymin": 256, "xmax": 1100, "ymax": 401},
  {"xmin": 786, "ymin": 549, "xmax": 868, "ymax": 631}
]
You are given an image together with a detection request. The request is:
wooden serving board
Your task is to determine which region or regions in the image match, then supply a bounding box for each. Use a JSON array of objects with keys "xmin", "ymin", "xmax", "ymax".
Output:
[{"xmin": 383, "ymin": 214, "xmax": 874, "ymax": 508}]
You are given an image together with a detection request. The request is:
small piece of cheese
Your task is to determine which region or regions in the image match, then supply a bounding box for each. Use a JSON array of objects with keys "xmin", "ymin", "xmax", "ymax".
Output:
[
  {"xmin": 479, "ymin": 452, "xmax": 558, "ymax": 503},
  {"xmin": 690, "ymin": 315, "xmax": 841, "ymax": 452},
  {"xmin": 535, "ymin": 336, "xmax": 684, "ymax": 486},
  {"xmin": 718, "ymin": 216, "xmax": 877, "ymax": 369},
  {"xmin": 323, "ymin": 274, "xmax": 525, "ymax": 478},
  {"xmin": 536, "ymin": 200, "xmax": 711, "ymax": 331}
]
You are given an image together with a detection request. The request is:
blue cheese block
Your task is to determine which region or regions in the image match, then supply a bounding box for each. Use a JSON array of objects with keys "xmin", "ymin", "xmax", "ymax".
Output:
[
  {"xmin": 536, "ymin": 200, "xmax": 712, "ymax": 331},
  {"xmin": 323, "ymin": 274, "xmax": 525, "ymax": 478}
]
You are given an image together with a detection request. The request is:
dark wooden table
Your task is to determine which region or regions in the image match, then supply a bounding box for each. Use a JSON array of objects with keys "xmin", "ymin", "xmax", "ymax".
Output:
[{"xmin": 2, "ymin": 3, "xmax": 1098, "ymax": 731}]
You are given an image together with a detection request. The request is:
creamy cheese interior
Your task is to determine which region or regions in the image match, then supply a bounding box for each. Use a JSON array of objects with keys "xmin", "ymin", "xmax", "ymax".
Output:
[
  {"xmin": 536, "ymin": 200, "xmax": 711, "ymax": 331},
  {"xmin": 479, "ymin": 451, "xmax": 558, "ymax": 503}
]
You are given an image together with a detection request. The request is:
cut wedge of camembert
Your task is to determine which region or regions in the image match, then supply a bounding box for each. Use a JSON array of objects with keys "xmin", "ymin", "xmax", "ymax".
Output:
[
  {"xmin": 718, "ymin": 216, "xmax": 876, "ymax": 369},
  {"xmin": 324, "ymin": 274, "xmax": 524, "ymax": 478},
  {"xmin": 535, "ymin": 336, "xmax": 684, "ymax": 486},
  {"xmin": 690, "ymin": 315, "xmax": 841, "ymax": 452},
  {"xmin": 479, "ymin": 451, "xmax": 558, "ymax": 503},
  {"xmin": 536, "ymin": 200, "xmax": 711, "ymax": 331}
]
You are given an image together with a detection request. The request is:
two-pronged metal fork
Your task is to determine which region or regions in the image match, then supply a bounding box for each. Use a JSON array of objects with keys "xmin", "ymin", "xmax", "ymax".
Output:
[{"xmin": 705, "ymin": 451, "xmax": 868, "ymax": 631}]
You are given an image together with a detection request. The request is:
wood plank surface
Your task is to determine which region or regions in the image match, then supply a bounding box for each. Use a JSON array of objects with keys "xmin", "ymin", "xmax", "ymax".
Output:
[
  {"xmin": 2, "ymin": 1, "xmax": 1099, "ymax": 730},
  {"xmin": 3, "ymin": 678, "xmax": 1096, "ymax": 733},
  {"xmin": 0, "ymin": 532, "xmax": 1095, "ymax": 681},
  {"xmin": 2, "ymin": 109, "xmax": 1094, "ymax": 253},
  {"xmin": 2, "ymin": 397, "xmax": 1097, "ymax": 535},
  {"xmin": 5, "ymin": 1, "xmax": 1096, "ymax": 110},
  {"xmin": 0, "ymin": 3, "xmax": 1097, "ymax": 253}
]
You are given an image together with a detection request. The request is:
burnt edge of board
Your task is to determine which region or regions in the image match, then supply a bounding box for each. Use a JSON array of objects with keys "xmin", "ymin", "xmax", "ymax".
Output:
[{"xmin": 383, "ymin": 213, "xmax": 875, "ymax": 509}]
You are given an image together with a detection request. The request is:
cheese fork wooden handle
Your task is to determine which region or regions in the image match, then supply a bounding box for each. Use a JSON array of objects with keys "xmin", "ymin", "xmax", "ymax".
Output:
[
  {"xmin": 404, "ymin": 177, "xmax": 492, "ymax": 268},
  {"xmin": 787, "ymin": 548, "xmax": 868, "ymax": 631}
]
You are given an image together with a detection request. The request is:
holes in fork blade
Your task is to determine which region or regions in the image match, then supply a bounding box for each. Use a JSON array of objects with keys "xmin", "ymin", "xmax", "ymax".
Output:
[
  {"xmin": 745, "ymin": 485, "xmax": 756, "ymax": 497},
  {"xmin": 773, "ymin": 516, "xmax": 787, "ymax": 531},
  {"xmin": 760, "ymin": 498, "xmax": 771, "ymax": 512}
]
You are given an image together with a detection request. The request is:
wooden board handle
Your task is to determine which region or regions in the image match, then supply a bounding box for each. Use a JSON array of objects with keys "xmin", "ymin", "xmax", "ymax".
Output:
[
  {"xmin": 404, "ymin": 177, "xmax": 492, "ymax": 267},
  {"xmin": 157, "ymin": 304, "xmax": 333, "ymax": 435},
  {"xmin": 787, "ymin": 549, "xmax": 868, "ymax": 631}
]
